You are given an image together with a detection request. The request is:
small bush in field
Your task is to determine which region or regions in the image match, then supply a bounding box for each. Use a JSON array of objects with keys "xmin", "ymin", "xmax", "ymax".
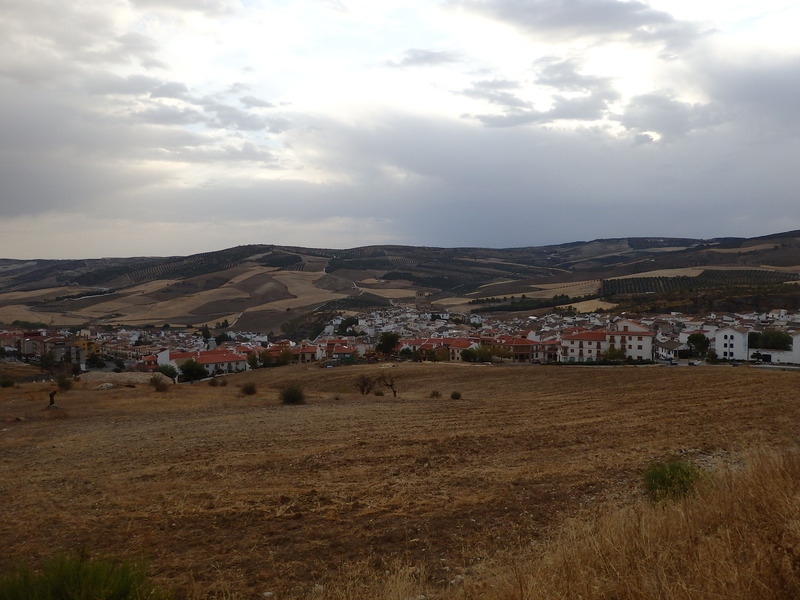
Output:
[
  {"xmin": 0, "ymin": 377, "xmax": 14, "ymax": 388},
  {"xmin": 280, "ymin": 383, "xmax": 305, "ymax": 404},
  {"xmin": 354, "ymin": 374, "xmax": 376, "ymax": 395},
  {"xmin": 149, "ymin": 376, "xmax": 170, "ymax": 392},
  {"xmin": 240, "ymin": 382, "xmax": 257, "ymax": 395},
  {"xmin": 450, "ymin": 391, "xmax": 462, "ymax": 399},
  {"xmin": 428, "ymin": 390, "xmax": 441, "ymax": 398},
  {"xmin": 56, "ymin": 375, "xmax": 72, "ymax": 391},
  {"xmin": 374, "ymin": 389, "xmax": 385, "ymax": 396},
  {"xmin": 0, "ymin": 551, "xmax": 174, "ymax": 600},
  {"xmin": 644, "ymin": 458, "xmax": 701, "ymax": 501}
]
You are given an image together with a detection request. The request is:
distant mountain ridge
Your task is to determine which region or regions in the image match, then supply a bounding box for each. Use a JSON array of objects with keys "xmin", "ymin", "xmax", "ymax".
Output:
[{"xmin": 1, "ymin": 231, "xmax": 799, "ymax": 331}]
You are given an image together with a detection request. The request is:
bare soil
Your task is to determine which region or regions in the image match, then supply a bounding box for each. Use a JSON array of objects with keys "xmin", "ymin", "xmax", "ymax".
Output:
[{"xmin": 1, "ymin": 363, "xmax": 798, "ymax": 598}]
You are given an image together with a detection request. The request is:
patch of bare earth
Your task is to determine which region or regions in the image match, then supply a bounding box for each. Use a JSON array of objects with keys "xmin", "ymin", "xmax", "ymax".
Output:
[{"xmin": 1, "ymin": 364, "xmax": 798, "ymax": 598}]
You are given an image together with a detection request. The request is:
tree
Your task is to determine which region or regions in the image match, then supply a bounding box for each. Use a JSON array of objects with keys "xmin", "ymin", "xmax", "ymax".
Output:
[
  {"xmin": 247, "ymin": 353, "xmax": 260, "ymax": 370},
  {"xmin": 750, "ymin": 329, "xmax": 792, "ymax": 351},
  {"xmin": 354, "ymin": 374, "xmax": 376, "ymax": 395},
  {"xmin": 86, "ymin": 353, "xmax": 106, "ymax": 369},
  {"xmin": 179, "ymin": 359, "xmax": 208, "ymax": 381},
  {"xmin": 277, "ymin": 349, "xmax": 294, "ymax": 366},
  {"xmin": 599, "ymin": 346, "xmax": 626, "ymax": 362},
  {"xmin": 155, "ymin": 364, "xmax": 178, "ymax": 382},
  {"xmin": 215, "ymin": 333, "xmax": 231, "ymax": 346},
  {"xmin": 687, "ymin": 333, "xmax": 710, "ymax": 358},
  {"xmin": 337, "ymin": 317, "xmax": 359, "ymax": 336},
  {"xmin": 376, "ymin": 332, "xmax": 401, "ymax": 356}
]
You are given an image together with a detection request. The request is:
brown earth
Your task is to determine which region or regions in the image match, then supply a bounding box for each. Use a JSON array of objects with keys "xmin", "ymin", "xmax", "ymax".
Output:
[{"xmin": 0, "ymin": 363, "xmax": 798, "ymax": 598}]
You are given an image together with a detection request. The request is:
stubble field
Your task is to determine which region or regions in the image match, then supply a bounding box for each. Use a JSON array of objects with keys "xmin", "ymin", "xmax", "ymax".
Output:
[{"xmin": 1, "ymin": 363, "xmax": 798, "ymax": 598}]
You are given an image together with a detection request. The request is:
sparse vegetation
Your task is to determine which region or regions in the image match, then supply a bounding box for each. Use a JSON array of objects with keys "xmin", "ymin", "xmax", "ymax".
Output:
[
  {"xmin": 354, "ymin": 374, "xmax": 376, "ymax": 395},
  {"xmin": 0, "ymin": 551, "xmax": 174, "ymax": 600},
  {"xmin": 643, "ymin": 457, "xmax": 701, "ymax": 501},
  {"xmin": 240, "ymin": 382, "xmax": 257, "ymax": 395},
  {"xmin": 428, "ymin": 390, "xmax": 441, "ymax": 398},
  {"xmin": 178, "ymin": 359, "xmax": 207, "ymax": 382},
  {"xmin": 155, "ymin": 364, "xmax": 178, "ymax": 382},
  {"xmin": 149, "ymin": 375, "xmax": 170, "ymax": 392},
  {"xmin": 3, "ymin": 364, "xmax": 800, "ymax": 599},
  {"xmin": 280, "ymin": 382, "xmax": 305, "ymax": 404},
  {"xmin": 450, "ymin": 391, "xmax": 461, "ymax": 399}
]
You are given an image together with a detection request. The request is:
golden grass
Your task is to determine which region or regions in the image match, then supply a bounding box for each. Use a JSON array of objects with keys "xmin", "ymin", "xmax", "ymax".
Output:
[
  {"xmin": 469, "ymin": 446, "xmax": 800, "ymax": 600},
  {"xmin": 1, "ymin": 364, "xmax": 799, "ymax": 599}
]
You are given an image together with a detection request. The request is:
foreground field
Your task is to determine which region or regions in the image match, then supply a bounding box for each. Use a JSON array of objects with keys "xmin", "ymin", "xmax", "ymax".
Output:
[{"xmin": 1, "ymin": 363, "xmax": 798, "ymax": 598}]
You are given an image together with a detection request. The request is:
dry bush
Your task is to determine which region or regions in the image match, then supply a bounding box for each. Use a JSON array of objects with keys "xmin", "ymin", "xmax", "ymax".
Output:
[{"xmin": 477, "ymin": 447, "xmax": 800, "ymax": 600}]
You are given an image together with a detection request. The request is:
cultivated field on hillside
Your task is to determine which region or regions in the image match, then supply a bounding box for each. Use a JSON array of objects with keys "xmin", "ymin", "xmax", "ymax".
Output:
[{"xmin": 1, "ymin": 364, "xmax": 798, "ymax": 599}]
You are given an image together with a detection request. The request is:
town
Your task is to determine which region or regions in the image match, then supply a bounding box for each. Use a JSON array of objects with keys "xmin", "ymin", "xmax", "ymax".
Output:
[{"xmin": 3, "ymin": 296, "xmax": 800, "ymax": 379}]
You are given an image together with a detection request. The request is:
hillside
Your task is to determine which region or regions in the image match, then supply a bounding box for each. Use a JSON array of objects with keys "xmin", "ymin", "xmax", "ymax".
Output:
[
  {"xmin": 1, "ymin": 362, "xmax": 799, "ymax": 598},
  {"xmin": 1, "ymin": 231, "xmax": 800, "ymax": 330}
]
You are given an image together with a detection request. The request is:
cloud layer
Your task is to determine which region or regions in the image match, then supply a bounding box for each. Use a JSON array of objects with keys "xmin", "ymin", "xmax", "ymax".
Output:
[{"xmin": 1, "ymin": 0, "xmax": 799, "ymax": 258}]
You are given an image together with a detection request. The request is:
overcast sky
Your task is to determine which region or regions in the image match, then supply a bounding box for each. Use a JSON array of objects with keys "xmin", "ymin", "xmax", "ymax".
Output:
[{"xmin": 1, "ymin": 0, "xmax": 799, "ymax": 259}]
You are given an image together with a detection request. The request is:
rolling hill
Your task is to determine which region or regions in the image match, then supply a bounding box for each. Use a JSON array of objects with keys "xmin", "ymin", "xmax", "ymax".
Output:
[{"xmin": 1, "ymin": 231, "xmax": 799, "ymax": 331}]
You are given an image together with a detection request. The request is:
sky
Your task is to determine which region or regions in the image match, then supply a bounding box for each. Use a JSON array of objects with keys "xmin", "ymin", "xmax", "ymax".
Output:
[{"xmin": 1, "ymin": 0, "xmax": 799, "ymax": 259}]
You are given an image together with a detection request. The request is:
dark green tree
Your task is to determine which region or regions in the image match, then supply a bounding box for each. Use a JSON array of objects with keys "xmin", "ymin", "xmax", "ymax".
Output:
[
  {"xmin": 179, "ymin": 358, "xmax": 208, "ymax": 381},
  {"xmin": 375, "ymin": 332, "xmax": 401, "ymax": 356},
  {"xmin": 155, "ymin": 364, "xmax": 178, "ymax": 382},
  {"xmin": 750, "ymin": 329, "xmax": 792, "ymax": 351},
  {"xmin": 687, "ymin": 333, "xmax": 710, "ymax": 358}
]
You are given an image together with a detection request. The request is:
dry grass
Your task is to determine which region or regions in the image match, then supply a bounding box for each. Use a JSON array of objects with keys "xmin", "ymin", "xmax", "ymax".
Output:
[
  {"xmin": 1, "ymin": 364, "xmax": 799, "ymax": 599},
  {"xmin": 472, "ymin": 446, "xmax": 800, "ymax": 600}
]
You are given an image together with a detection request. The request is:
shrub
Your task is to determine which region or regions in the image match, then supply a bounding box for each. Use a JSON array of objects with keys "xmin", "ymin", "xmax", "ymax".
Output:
[
  {"xmin": 0, "ymin": 551, "xmax": 174, "ymax": 600},
  {"xmin": 644, "ymin": 458, "xmax": 701, "ymax": 501},
  {"xmin": 149, "ymin": 375, "xmax": 170, "ymax": 392},
  {"xmin": 240, "ymin": 382, "xmax": 257, "ymax": 395},
  {"xmin": 280, "ymin": 383, "xmax": 305, "ymax": 404},
  {"xmin": 0, "ymin": 376, "xmax": 14, "ymax": 388},
  {"xmin": 428, "ymin": 390, "xmax": 442, "ymax": 398},
  {"xmin": 354, "ymin": 374, "xmax": 376, "ymax": 395},
  {"xmin": 56, "ymin": 375, "xmax": 72, "ymax": 391},
  {"xmin": 208, "ymin": 378, "xmax": 219, "ymax": 387},
  {"xmin": 450, "ymin": 391, "xmax": 462, "ymax": 399},
  {"xmin": 374, "ymin": 390, "xmax": 385, "ymax": 396}
]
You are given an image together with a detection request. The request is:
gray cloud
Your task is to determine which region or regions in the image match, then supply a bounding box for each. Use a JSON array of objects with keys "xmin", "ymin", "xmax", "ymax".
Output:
[
  {"xmin": 240, "ymin": 95, "xmax": 274, "ymax": 108},
  {"xmin": 619, "ymin": 93, "xmax": 723, "ymax": 139},
  {"xmin": 534, "ymin": 57, "xmax": 613, "ymax": 92},
  {"xmin": 453, "ymin": 0, "xmax": 705, "ymax": 52},
  {"xmin": 151, "ymin": 82, "xmax": 191, "ymax": 99},
  {"xmin": 83, "ymin": 73, "xmax": 163, "ymax": 95},
  {"xmin": 387, "ymin": 49, "xmax": 463, "ymax": 68},
  {"xmin": 461, "ymin": 79, "xmax": 531, "ymax": 110},
  {"xmin": 129, "ymin": 0, "xmax": 238, "ymax": 16}
]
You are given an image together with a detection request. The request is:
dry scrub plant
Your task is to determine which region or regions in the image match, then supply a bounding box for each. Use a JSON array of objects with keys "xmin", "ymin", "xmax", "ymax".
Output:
[{"xmin": 477, "ymin": 447, "xmax": 800, "ymax": 600}]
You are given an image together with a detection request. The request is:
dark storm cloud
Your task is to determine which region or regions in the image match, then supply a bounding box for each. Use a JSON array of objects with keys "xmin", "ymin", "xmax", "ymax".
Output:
[
  {"xmin": 387, "ymin": 49, "xmax": 463, "ymax": 68},
  {"xmin": 453, "ymin": 0, "xmax": 705, "ymax": 51}
]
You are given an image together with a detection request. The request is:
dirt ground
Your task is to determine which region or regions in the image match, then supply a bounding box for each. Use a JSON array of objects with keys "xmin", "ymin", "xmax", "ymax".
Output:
[{"xmin": 1, "ymin": 363, "xmax": 798, "ymax": 598}]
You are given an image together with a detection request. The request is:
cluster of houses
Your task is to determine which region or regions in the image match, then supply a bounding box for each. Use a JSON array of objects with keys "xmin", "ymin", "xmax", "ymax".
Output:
[{"xmin": 2, "ymin": 306, "xmax": 800, "ymax": 374}]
